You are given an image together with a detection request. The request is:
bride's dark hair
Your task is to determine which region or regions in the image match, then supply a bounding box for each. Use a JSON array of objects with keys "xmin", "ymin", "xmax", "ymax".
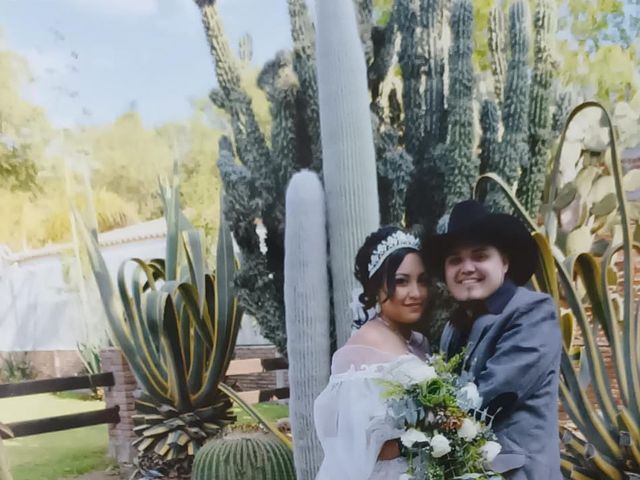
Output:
[{"xmin": 354, "ymin": 226, "xmax": 422, "ymax": 320}]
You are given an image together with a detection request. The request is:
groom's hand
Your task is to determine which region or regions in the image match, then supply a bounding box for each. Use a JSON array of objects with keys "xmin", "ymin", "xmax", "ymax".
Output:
[{"xmin": 378, "ymin": 439, "xmax": 401, "ymax": 460}]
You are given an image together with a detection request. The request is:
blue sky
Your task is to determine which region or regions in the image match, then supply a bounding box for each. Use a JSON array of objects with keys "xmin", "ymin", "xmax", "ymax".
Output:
[{"xmin": 0, "ymin": 0, "xmax": 296, "ymax": 128}]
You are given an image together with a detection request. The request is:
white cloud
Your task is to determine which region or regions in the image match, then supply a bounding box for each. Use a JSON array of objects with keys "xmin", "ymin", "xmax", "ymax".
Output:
[{"xmin": 66, "ymin": 0, "xmax": 160, "ymax": 16}]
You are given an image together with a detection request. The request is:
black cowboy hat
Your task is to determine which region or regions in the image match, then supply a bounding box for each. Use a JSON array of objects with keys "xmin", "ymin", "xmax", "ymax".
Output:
[{"xmin": 424, "ymin": 200, "xmax": 537, "ymax": 286}]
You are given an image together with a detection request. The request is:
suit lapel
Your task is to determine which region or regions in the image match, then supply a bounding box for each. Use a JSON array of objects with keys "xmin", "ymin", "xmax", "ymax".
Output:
[
  {"xmin": 464, "ymin": 314, "xmax": 494, "ymax": 370},
  {"xmin": 440, "ymin": 323, "xmax": 456, "ymax": 358}
]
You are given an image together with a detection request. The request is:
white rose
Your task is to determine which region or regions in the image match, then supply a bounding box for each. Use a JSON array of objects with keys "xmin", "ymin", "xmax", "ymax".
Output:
[
  {"xmin": 458, "ymin": 382, "xmax": 482, "ymax": 410},
  {"xmin": 429, "ymin": 434, "xmax": 451, "ymax": 458},
  {"xmin": 400, "ymin": 363, "xmax": 438, "ymax": 385},
  {"xmin": 400, "ymin": 428, "xmax": 429, "ymax": 448},
  {"xmin": 457, "ymin": 418, "xmax": 479, "ymax": 441},
  {"xmin": 481, "ymin": 441, "xmax": 502, "ymax": 463}
]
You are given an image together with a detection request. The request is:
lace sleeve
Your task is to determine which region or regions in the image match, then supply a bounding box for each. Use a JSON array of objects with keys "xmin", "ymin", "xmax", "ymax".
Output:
[{"xmin": 330, "ymin": 345, "xmax": 400, "ymax": 374}]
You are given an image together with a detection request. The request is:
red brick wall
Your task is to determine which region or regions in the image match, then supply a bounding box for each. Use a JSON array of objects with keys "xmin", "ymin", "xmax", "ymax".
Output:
[
  {"xmin": 227, "ymin": 345, "xmax": 288, "ymax": 392},
  {"xmin": 101, "ymin": 348, "xmax": 137, "ymax": 463}
]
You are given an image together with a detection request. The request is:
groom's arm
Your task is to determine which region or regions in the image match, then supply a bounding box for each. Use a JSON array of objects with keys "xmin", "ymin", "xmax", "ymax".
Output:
[{"xmin": 475, "ymin": 295, "xmax": 561, "ymax": 417}]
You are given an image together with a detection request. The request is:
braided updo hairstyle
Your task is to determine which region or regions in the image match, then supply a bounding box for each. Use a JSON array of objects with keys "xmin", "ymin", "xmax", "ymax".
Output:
[{"xmin": 353, "ymin": 226, "xmax": 421, "ymax": 327}]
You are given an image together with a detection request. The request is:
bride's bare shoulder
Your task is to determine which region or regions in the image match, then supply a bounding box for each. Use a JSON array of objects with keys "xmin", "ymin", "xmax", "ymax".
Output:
[{"xmin": 346, "ymin": 321, "xmax": 406, "ymax": 355}]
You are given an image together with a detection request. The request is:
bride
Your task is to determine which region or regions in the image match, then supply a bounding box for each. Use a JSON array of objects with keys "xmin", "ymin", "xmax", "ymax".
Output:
[{"xmin": 314, "ymin": 226, "xmax": 432, "ymax": 479}]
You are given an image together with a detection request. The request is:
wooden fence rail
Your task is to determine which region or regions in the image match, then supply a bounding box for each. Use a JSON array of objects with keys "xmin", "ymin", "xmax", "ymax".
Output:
[
  {"xmin": 0, "ymin": 355, "xmax": 290, "ymax": 440},
  {"xmin": 226, "ymin": 357, "xmax": 289, "ymax": 404},
  {"xmin": 0, "ymin": 372, "xmax": 120, "ymax": 439},
  {"xmin": 0, "ymin": 373, "xmax": 115, "ymax": 399}
]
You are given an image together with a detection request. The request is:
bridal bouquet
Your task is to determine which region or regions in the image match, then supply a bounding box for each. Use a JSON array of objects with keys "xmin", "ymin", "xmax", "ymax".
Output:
[{"xmin": 380, "ymin": 353, "xmax": 504, "ymax": 480}]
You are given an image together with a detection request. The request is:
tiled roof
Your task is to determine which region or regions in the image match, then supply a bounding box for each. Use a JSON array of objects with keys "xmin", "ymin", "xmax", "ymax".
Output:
[{"xmin": 2, "ymin": 218, "xmax": 166, "ymax": 263}]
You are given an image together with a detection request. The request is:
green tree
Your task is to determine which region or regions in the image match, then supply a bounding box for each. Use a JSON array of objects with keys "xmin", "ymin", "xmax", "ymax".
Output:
[
  {"xmin": 373, "ymin": 0, "xmax": 640, "ymax": 102},
  {"xmin": 158, "ymin": 109, "xmax": 225, "ymax": 252},
  {"xmin": 0, "ymin": 36, "xmax": 50, "ymax": 193},
  {"xmin": 558, "ymin": 0, "xmax": 640, "ymax": 101},
  {"xmin": 87, "ymin": 110, "xmax": 173, "ymax": 219}
]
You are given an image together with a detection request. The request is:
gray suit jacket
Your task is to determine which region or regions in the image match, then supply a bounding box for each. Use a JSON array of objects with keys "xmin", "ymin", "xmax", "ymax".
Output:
[{"xmin": 440, "ymin": 287, "xmax": 562, "ymax": 480}]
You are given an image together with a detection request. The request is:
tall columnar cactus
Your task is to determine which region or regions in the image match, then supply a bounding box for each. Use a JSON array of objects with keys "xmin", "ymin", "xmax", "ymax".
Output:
[
  {"xmin": 315, "ymin": 0, "xmax": 380, "ymax": 347},
  {"xmin": 552, "ymin": 90, "xmax": 574, "ymax": 138},
  {"xmin": 488, "ymin": 6, "xmax": 507, "ymax": 107},
  {"xmin": 479, "ymin": 98, "xmax": 500, "ymax": 177},
  {"xmin": 442, "ymin": 0, "xmax": 477, "ymax": 208},
  {"xmin": 284, "ymin": 171, "xmax": 331, "ymax": 479},
  {"xmin": 397, "ymin": 0, "xmax": 423, "ymax": 160},
  {"xmin": 517, "ymin": 0, "xmax": 556, "ymax": 215},
  {"xmin": 485, "ymin": 0, "xmax": 531, "ymax": 212},
  {"xmin": 195, "ymin": 0, "xmax": 559, "ymax": 354},
  {"xmin": 191, "ymin": 434, "xmax": 296, "ymax": 480},
  {"xmin": 287, "ymin": 0, "xmax": 322, "ymax": 171},
  {"xmin": 198, "ymin": 0, "xmax": 320, "ymax": 355},
  {"xmin": 375, "ymin": 125, "xmax": 414, "ymax": 225},
  {"xmin": 402, "ymin": 0, "xmax": 449, "ymax": 230},
  {"xmin": 420, "ymin": 0, "xmax": 447, "ymax": 160}
]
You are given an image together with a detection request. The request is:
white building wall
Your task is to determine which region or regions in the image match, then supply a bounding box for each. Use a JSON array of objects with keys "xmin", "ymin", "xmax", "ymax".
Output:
[{"xmin": 0, "ymin": 228, "xmax": 269, "ymax": 351}]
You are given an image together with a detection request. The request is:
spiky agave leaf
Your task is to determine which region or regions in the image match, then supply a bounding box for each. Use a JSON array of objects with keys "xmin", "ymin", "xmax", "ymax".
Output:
[
  {"xmin": 474, "ymin": 101, "xmax": 640, "ymax": 478},
  {"xmin": 80, "ymin": 183, "xmax": 248, "ymax": 467}
]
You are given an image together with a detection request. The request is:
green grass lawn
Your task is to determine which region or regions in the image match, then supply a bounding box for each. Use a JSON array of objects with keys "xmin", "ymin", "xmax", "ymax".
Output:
[
  {"xmin": 0, "ymin": 393, "xmax": 111, "ymax": 480},
  {"xmin": 233, "ymin": 401, "xmax": 289, "ymax": 425},
  {"xmin": 0, "ymin": 393, "xmax": 288, "ymax": 480}
]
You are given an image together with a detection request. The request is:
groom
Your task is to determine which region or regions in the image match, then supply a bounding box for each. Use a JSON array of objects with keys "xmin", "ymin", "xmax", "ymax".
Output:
[{"xmin": 425, "ymin": 200, "xmax": 562, "ymax": 479}]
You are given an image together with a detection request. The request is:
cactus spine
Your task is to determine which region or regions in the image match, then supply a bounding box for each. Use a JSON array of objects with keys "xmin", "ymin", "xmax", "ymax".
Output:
[
  {"xmin": 486, "ymin": 0, "xmax": 530, "ymax": 212},
  {"xmin": 518, "ymin": 0, "xmax": 556, "ymax": 215},
  {"xmin": 287, "ymin": 0, "xmax": 322, "ymax": 171},
  {"xmin": 284, "ymin": 171, "xmax": 331, "ymax": 479},
  {"xmin": 488, "ymin": 6, "xmax": 507, "ymax": 107},
  {"xmin": 191, "ymin": 434, "xmax": 295, "ymax": 480},
  {"xmin": 420, "ymin": 0, "xmax": 447, "ymax": 159},
  {"xmin": 479, "ymin": 99, "xmax": 501, "ymax": 177},
  {"xmin": 315, "ymin": 0, "xmax": 380, "ymax": 347},
  {"xmin": 397, "ymin": 0, "xmax": 423, "ymax": 161},
  {"xmin": 443, "ymin": 0, "xmax": 477, "ymax": 208}
]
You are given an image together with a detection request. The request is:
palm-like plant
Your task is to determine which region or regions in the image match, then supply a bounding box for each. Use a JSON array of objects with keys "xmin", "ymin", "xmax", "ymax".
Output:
[
  {"xmin": 80, "ymin": 179, "xmax": 242, "ymax": 471},
  {"xmin": 476, "ymin": 102, "xmax": 639, "ymax": 478}
]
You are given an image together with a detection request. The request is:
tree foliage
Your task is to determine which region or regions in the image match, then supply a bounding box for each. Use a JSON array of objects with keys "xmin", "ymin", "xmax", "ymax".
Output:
[
  {"xmin": 374, "ymin": 0, "xmax": 640, "ymax": 102},
  {"xmin": 0, "ymin": 38, "xmax": 228, "ymax": 252}
]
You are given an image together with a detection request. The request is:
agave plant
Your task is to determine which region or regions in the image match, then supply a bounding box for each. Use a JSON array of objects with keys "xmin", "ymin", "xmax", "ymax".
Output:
[
  {"xmin": 80, "ymin": 179, "xmax": 244, "ymax": 472},
  {"xmin": 476, "ymin": 102, "xmax": 640, "ymax": 478}
]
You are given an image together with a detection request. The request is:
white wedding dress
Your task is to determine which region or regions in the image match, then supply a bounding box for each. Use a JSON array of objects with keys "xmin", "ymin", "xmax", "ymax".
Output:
[{"xmin": 314, "ymin": 336, "xmax": 430, "ymax": 480}]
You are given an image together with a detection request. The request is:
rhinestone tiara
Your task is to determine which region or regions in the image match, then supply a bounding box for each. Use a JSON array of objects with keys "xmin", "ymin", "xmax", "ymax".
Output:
[{"xmin": 367, "ymin": 231, "xmax": 420, "ymax": 278}]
